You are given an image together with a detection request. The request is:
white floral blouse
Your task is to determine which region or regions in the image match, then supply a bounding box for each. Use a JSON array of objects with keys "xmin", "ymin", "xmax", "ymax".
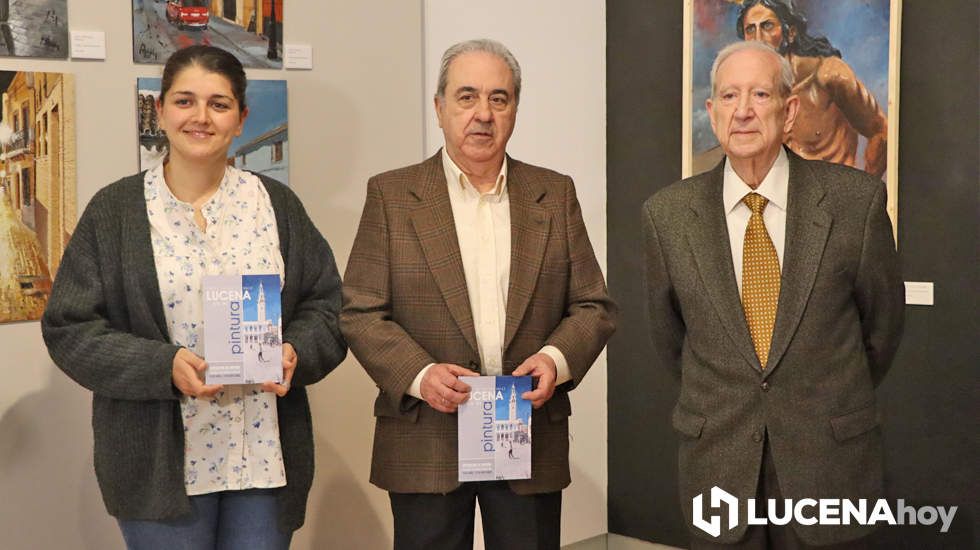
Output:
[{"xmin": 145, "ymin": 164, "xmax": 287, "ymax": 495}]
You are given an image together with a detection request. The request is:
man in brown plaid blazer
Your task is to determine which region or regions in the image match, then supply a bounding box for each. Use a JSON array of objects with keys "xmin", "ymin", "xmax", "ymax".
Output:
[{"xmin": 341, "ymin": 39, "xmax": 616, "ymax": 550}]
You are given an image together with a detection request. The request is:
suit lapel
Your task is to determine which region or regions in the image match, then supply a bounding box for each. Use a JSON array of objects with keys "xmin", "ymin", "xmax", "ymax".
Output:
[
  {"xmin": 408, "ymin": 153, "xmax": 480, "ymax": 356},
  {"xmin": 503, "ymin": 159, "xmax": 550, "ymax": 352},
  {"xmin": 685, "ymin": 162, "xmax": 761, "ymax": 372},
  {"xmin": 763, "ymin": 152, "xmax": 832, "ymax": 377}
]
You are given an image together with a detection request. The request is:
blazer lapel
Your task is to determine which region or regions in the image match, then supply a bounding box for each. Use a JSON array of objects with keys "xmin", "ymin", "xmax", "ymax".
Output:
[
  {"xmin": 503, "ymin": 160, "xmax": 550, "ymax": 352},
  {"xmin": 763, "ymin": 152, "xmax": 832, "ymax": 377},
  {"xmin": 685, "ymin": 162, "xmax": 761, "ymax": 372},
  {"xmin": 408, "ymin": 153, "xmax": 480, "ymax": 356}
]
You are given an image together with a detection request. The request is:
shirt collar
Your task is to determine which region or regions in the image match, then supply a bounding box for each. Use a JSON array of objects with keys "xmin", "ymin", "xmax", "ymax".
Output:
[
  {"xmin": 441, "ymin": 147, "xmax": 508, "ymax": 197},
  {"xmin": 147, "ymin": 162, "xmax": 231, "ymax": 214},
  {"xmin": 723, "ymin": 147, "xmax": 789, "ymax": 214}
]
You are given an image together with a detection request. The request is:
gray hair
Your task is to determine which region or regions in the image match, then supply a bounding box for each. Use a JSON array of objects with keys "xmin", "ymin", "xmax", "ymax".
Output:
[
  {"xmin": 435, "ymin": 39, "xmax": 522, "ymax": 104},
  {"xmin": 710, "ymin": 41, "xmax": 794, "ymax": 99}
]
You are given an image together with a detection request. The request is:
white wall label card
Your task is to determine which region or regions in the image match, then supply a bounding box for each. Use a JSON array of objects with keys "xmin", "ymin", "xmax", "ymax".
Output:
[
  {"xmin": 284, "ymin": 44, "xmax": 313, "ymax": 69},
  {"xmin": 70, "ymin": 31, "xmax": 106, "ymax": 60},
  {"xmin": 904, "ymin": 282, "xmax": 934, "ymax": 306}
]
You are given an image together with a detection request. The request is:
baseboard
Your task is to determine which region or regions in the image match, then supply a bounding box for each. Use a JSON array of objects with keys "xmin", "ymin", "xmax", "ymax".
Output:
[
  {"xmin": 562, "ymin": 533, "xmax": 608, "ymax": 550},
  {"xmin": 562, "ymin": 533, "xmax": 683, "ymax": 550}
]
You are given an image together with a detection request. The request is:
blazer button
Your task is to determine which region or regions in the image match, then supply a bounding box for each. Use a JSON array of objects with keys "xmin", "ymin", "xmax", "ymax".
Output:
[
  {"xmin": 752, "ymin": 430, "xmax": 764, "ymax": 443},
  {"xmin": 761, "ymin": 381, "xmax": 770, "ymax": 392}
]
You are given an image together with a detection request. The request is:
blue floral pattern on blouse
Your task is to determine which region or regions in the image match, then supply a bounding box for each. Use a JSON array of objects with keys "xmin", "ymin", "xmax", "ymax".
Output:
[{"xmin": 145, "ymin": 165, "xmax": 287, "ymax": 495}]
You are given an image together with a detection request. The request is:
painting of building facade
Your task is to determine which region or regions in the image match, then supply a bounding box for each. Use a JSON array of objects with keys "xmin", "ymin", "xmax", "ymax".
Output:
[
  {"xmin": 0, "ymin": 0, "xmax": 69, "ymax": 58},
  {"xmin": 132, "ymin": 0, "xmax": 284, "ymax": 69},
  {"xmin": 138, "ymin": 77, "xmax": 289, "ymax": 185},
  {"xmin": 683, "ymin": 0, "xmax": 900, "ymax": 235},
  {"xmin": 0, "ymin": 71, "xmax": 75, "ymax": 323}
]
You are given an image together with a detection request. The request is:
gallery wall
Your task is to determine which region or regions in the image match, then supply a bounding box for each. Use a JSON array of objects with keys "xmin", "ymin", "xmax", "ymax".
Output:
[
  {"xmin": 607, "ymin": 1, "xmax": 977, "ymax": 548},
  {"xmin": 0, "ymin": 1, "xmax": 611, "ymax": 549}
]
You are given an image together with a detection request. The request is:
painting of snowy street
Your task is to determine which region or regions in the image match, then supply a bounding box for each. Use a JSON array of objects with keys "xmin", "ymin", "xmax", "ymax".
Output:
[{"xmin": 0, "ymin": 0, "xmax": 69, "ymax": 58}]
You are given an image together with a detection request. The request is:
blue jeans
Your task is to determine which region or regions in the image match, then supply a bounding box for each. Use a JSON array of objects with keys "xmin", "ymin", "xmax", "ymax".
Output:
[{"xmin": 117, "ymin": 489, "xmax": 292, "ymax": 550}]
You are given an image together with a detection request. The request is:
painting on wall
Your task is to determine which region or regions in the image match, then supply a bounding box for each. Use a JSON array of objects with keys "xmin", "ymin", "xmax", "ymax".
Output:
[
  {"xmin": 0, "ymin": 71, "xmax": 76, "ymax": 323},
  {"xmin": 138, "ymin": 77, "xmax": 289, "ymax": 185},
  {"xmin": 0, "ymin": 0, "xmax": 69, "ymax": 58},
  {"xmin": 132, "ymin": 0, "xmax": 284, "ymax": 69},
  {"xmin": 683, "ymin": 0, "xmax": 901, "ymax": 237}
]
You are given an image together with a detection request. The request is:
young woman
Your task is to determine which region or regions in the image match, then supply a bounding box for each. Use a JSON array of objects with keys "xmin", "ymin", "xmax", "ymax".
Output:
[{"xmin": 42, "ymin": 45, "xmax": 346, "ymax": 548}]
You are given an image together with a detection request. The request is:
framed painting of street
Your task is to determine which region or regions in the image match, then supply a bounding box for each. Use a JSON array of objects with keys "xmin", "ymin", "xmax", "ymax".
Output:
[
  {"xmin": 0, "ymin": 0, "xmax": 69, "ymax": 58},
  {"xmin": 132, "ymin": 0, "xmax": 284, "ymax": 69},
  {"xmin": 682, "ymin": 0, "xmax": 901, "ymax": 239},
  {"xmin": 137, "ymin": 77, "xmax": 289, "ymax": 185},
  {"xmin": 0, "ymin": 71, "xmax": 75, "ymax": 323}
]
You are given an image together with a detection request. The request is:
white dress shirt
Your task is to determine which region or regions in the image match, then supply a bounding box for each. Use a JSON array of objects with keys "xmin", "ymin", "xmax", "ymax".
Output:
[
  {"xmin": 145, "ymin": 165, "xmax": 287, "ymax": 495},
  {"xmin": 723, "ymin": 147, "xmax": 789, "ymax": 295},
  {"xmin": 407, "ymin": 149, "xmax": 570, "ymax": 399}
]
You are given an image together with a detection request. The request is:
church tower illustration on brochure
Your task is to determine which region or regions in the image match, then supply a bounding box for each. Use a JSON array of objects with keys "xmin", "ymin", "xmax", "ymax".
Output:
[
  {"xmin": 257, "ymin": 281, "xmax": 266, "ymax": 322},
  {"xmin": 496, "ymin": 381, "xmax": 530, "ymax": 447},
  {"xmin": 242, "ymin": 277, "xmax": 281, "ymax": 347},
  {"xmin": 509, "ymin": 382, "xmax": 517, "ymax": 421}
]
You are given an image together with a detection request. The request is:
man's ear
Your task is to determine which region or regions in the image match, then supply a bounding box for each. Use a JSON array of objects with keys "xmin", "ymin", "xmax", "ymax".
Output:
[
  {"xmin": 434, "ymin": 95, "xmax": 445, "ymax": 129},
  {"xmin": 705, "ymin": 97, "xmax": 717, "ymax": 134},
  {"xmin": 783, "ymin": 94, "xmax": 800, "ymax": 133}
]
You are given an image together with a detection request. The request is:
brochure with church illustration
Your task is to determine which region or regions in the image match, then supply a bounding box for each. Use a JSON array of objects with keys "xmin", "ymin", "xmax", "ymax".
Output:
[
  {"xmin": 458, "ymin": 375, "xmax": 533, "ymax": 482},
  {"xmin": 202, "ymin": 274, "xmax": 283, "ymax": 385}
]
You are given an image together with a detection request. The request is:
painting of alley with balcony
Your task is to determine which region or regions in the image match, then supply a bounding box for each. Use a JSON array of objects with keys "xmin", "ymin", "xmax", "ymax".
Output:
[
  {"xmin": 133, "ymin": 0, "xmax": 284, "ymax": 69},
  {"xmin": 138, "ymin": 77, "xmax": 288, "ymax": 185},
  {"xmin": 0, "ymin": 72, "xmax": 75, "ymax": 323},
  {"xmin": 0, "ymin": 0, "xmax": 69, "ymax": 58}
]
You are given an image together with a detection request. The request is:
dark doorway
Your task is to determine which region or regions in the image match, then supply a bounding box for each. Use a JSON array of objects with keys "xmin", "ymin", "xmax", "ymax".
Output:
[{"xmin": 223, "ymin": 0, "xmax": 236, "ymax": 20}]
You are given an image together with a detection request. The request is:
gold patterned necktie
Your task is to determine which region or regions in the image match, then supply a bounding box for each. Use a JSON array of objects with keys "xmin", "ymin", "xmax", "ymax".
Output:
[{"xmin": 741, "ymin": 192, "xmax": 780, "ymax": 369}]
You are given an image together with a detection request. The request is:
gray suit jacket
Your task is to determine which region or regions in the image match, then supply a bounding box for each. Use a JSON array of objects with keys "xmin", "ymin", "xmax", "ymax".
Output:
[
  {"xmin": 642, "ymin": 149, "xmax": 903, "ymax": 545},
  {"xmin": 342, "ymin": 152, "xmax": 616, "ymax": 495}
]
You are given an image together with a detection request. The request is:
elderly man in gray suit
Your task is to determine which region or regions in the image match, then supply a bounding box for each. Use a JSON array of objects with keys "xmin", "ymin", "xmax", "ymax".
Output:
[{"xmin": 643, "ymin": 41, "xmax": 903, "ymax": 549}]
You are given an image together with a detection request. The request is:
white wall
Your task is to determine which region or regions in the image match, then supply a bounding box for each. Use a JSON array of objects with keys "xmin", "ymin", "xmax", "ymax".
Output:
[
  {"xmin": 423, "ymin": 1, "xmax": 608, "ymax": 546},
  {"xmin": 0, "ymin": 1, "xmax": 608, "ymax": 548}
]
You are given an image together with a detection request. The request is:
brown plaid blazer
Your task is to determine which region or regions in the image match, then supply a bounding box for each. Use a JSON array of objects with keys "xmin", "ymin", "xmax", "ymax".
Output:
[{"xmin": 341, "ymin": 151, "xmax": 616, "ymax": 495}]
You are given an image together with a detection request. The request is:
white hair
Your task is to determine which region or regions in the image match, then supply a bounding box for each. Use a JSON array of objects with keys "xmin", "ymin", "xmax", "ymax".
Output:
[{"xmin": 710, "ymin": 41, "xmax": 794, "ymax": 99}]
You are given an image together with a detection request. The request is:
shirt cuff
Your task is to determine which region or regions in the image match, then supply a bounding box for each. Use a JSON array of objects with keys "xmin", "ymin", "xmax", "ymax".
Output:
[
  {"xmin": 539, "ymin": 345, "xmax": 571, "ymax": 385},
  {"xmin": 407, "ymin": 363, "xmax": 435, "ymax": 400}
]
